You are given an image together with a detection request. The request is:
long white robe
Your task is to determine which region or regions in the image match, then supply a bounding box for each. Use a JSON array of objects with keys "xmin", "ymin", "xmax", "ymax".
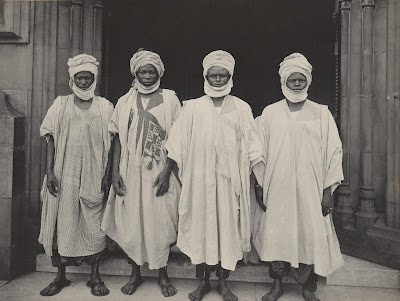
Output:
[
  {"xmin": 165, "ymin": 95, "xmax": 264, "ymax": 271},
  {"xmin": 253, "ymin": 99, "xmax": 344, "ymax": 277},
  {"xmin": 39, "ymin": 95, "xmax": 114, "ymax": 257},
  {"xmin": 101, "ymin": 88, "xmax": 181, "ymax": 270}
]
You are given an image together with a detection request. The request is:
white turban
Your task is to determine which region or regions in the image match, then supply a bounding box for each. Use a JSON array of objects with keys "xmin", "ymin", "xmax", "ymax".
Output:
[
  {"xmin": 278, "ymin": 53, "xmax": 312, "ymax": 103},
  {"xmin": 202, "ymin": 50, "xmax": 235, "ymax": 98},
  {"xmin": 130, "ymin": 49, "xmax": 165, "ymax": 94},
  {"xmin": 67, "ymin": 53, "xmax": 99, "ymax": 101}
]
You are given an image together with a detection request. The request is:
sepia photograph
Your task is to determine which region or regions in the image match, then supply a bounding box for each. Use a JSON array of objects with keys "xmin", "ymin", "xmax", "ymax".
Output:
[{"xmin": 0, "ymin": 0, "xmax": 399, "ymax": 300}]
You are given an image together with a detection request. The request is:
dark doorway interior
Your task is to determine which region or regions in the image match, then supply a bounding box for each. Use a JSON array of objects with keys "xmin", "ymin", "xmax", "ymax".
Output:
[{"xmin": 104, "ymin": 0, "xmax": 335, "ymax": 117}]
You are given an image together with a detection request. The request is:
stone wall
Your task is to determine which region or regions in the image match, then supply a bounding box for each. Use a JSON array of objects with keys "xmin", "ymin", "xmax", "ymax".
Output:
[
  {"xmin": 335, "ymin": 0, "xmax": 400, "ymax": 269},
  {"xmin": 0, "ymin": 0, "xmax": 104, "ymax": 277},
  {"xmin": 0, "ymin": 1, "xmax": 33, "ymax": 279}
]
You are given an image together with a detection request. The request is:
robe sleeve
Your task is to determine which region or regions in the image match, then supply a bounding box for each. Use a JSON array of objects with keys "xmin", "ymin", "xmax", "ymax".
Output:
[
  {"xmin": 40, "ymin": 96, "xmax": 61, "ymax": 142},
  {"xmin": 108, "ymin": 97, "xmax": 121, "ymax": 135},
  {"xmin": 106, "ymin": 101, "xmax": 115, "ymax": 140},
  {"xmin": 254, "ymin": 114, "xmax": 269, "ymax": 186},
  {"xmin": 255, "ymin": 113, "xmax": 269, "ymax": 162},
  {"xmin": 240, "ymin": 102, "xmax": 265, "ymax": 171},
  {"xmin": 323, "ymin": 107, "xmax": 344, "ymax": 194},
  {"xmin": 171, "ymin": 93, "xmax": 181, "ymax": 124},
  {"xmin": 106, "ymin": 101, "xmax": 114, "ymax": 120},
  {"xmin": 165, "ymin": 101, "xmax": 192, "ymax": 178}
]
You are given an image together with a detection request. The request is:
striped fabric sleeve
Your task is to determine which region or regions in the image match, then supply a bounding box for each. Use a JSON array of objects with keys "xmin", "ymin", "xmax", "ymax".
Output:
[{"xmin": 40, "ymin": 96, "xmax": 61, "ymax": 142}]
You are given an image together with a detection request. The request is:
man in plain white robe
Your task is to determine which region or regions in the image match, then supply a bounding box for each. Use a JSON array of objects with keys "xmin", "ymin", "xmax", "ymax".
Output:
[
  {"xmin": 101, "ymin": 49, "xmax": 181, "ymax": 297},
  {"xmin": 253, "ymin": 53, "xmax": 344, "ymax": 301},
  {"xmin": 39, "ymin": 54, "xmax": 114, "ymax": 297},
  {"xmin": 161, "ymin": 50, "xmax": 265, "ymax": 301}
]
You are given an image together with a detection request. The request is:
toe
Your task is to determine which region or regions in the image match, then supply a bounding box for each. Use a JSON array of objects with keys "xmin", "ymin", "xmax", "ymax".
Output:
[
  {"xmin": 93, "ymin": 286, "xmax": 100, "ymax": 296},
  {"xmin": 101, "ymin": 286, "xmax": 109, "ymax": 295},
  {"xmin": 49, "ymin": 286, "xmax": 58, "ymax": 295},
  {"xmin": 127, "ymin": 286, "xmax": 135, "ymax": 295},
  {"xmin": 167, "ymin": 285, "xmax": 177, "ymax": 297}
]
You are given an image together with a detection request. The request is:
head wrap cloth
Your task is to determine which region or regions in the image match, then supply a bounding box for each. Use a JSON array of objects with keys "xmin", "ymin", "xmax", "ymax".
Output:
[
  {"xmin": 203, "ymin": 50, "xmax": 235, "ymax": 98},
  {"xmin": 202, "ymin": 50, "xmax": 235, "ymax": 77},
  {"xmin": 129, "ymin": 49, "xmax": 165, "ymax": 94},
  {"xmin": 68, "ymin": 53, "xmax": 99, "ymax": 100},
  {"xmin": 130, "ymin": 49, "xmax": 165, "ymax": 77},
  {"xmin": 278, "ymin": 53, "xmax": 312, "ymax": 103}
]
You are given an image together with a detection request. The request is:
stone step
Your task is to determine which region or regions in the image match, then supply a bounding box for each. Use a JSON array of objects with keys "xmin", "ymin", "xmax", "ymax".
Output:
[{"xmin": 36, "ymin": 253, "xmax": 400, "ymax": 289}]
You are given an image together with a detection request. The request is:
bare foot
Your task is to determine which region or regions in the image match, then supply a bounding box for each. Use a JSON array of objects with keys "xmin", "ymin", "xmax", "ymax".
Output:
[
  {"xmin": 188, "ymin": 279, "xmax": 211, "ymax": 301},
  {"xmin": 86, "ymin": 280, "xmax": 109, "ymax": 296},
  {"xmin": 89, "ymin": 264, "xmax": 109, "ymax": 297},
  {"xmin": 262, "ymin": 279, "xmax": 283, "ymax": 301},
  {"xmin": 121, "ymin": 276, "xmax": 143, "ymax": 295},
  {"xmin": 40, "ymin": 278, "xmax": 71, "ymax": 296},
  {"xmin": 158, "ymin": 268, "xmax": 177, "ymax": 297},
  {"xmin": 302, "ymin": 288, "xmax": 321, "ymax": 301},
  {"xmin": 217, "ymin": 278, "xmax": 238, "ymax": 301}
]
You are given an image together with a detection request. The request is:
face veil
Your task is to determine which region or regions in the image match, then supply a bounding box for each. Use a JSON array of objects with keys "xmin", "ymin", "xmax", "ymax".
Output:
[
  {"xmin": 68, "ymin": 53, "xmax": 99, "ymax": 101},
  {"xmin": 279, "ymin": 53, "xmax": 312, "ymax": 103},
  {"xmin": 129, "ymin": 49, "xmax": 165, "ymax": 94},
  {"xmin": 203, "ymin": 50, "xmax": 235, "ymax": 98}
]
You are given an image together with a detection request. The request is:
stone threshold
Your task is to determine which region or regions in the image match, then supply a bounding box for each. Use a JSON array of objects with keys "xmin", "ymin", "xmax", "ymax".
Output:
[{"xmin": 36, "ymin": 253, "xmax": 400, "ymax": 289}]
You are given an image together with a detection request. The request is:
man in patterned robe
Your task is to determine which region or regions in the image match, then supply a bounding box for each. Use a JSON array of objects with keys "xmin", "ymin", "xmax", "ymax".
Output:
[{"xmin": 101, "ymin": 49, "xmax": 181, "ymax": 297}]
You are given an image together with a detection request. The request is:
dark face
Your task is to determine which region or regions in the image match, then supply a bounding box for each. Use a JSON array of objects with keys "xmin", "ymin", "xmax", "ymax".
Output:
[
  {"xmin": 136, "ymin": 64, "xmax": 160, "ymax": 86},
  {"xmin": 206, "ymin": 66, "xmax": 231, "ymax": 87},
  {"xmin": 74, "ymin": 71, "xmax": 94, "ymax": 90},
  {"xmin": 286, "ymin": 72, "xmax": 307, "ymax": 92}
]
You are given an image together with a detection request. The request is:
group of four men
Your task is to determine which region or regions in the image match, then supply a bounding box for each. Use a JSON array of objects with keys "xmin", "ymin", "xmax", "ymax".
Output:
[{"xmin": 38, "ymin": 49, "xmax": 344, "ymax": 301}]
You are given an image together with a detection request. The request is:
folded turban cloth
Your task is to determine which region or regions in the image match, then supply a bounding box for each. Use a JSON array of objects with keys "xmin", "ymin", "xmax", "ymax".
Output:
[
  {"xmin": 278, "ymin": 53, "xmax": 312, "ymax": 103},
  {"xmin": 202, "ymin": 50, "xmax": 235, "ymax": 98},
  {"xmin": 67, "ymin": 53, "xmax": 99, "ymax": 101},
  {"xmin": 129, "ymin": 49, "xmax": 165, "ymax": 94}
]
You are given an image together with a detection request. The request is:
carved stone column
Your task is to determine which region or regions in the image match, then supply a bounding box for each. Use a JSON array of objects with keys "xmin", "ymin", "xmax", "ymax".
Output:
[
  {"xmin": 94, "ymin": 0, "xmax": 104, "ymax": 93},
  {"xmin": 334, "ymin": 0, "xmax": 353, "ymax": 228},
  {"xmin": 386, "ymin": 0, "xmax": 400, "ymax": 229},
  {"xmin": 55, "ymin": 1, "xmax": 72, "ymax": 96},
  {"xmin": 355, "ymin": 0, "xmax": 379, "ymax": 232},
  {"xmin": 71, "ymin": 0, "xmax": 84, "ymax": 56}
]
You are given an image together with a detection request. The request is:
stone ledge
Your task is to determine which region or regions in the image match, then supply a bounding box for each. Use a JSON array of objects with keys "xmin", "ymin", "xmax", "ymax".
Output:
[{"xmin": 36, "ymin": 253, "xmax": 400, "ymax": 289}]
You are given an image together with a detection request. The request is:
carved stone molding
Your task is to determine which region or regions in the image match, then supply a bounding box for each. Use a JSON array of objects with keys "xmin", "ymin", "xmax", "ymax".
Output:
[
  {"xmin": 94, "ymin": 0, "xmax": 104, "ymax": 8},
  {"xmin": 340, "ymin": 0, "xmax": 352, "ymax": 11},
  {"xmin": 355, "ymin": 0, "xmax": 379, "ymax": 232},
  {"xmin": 0, "ymin": 1, "xmax": 30, "ymax": 44},
  {"xmin": 361, "ymin": 0, "xmax": 375, "ymax": 8}
]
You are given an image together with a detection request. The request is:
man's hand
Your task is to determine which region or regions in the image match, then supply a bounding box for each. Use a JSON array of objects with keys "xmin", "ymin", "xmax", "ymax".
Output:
[
  {"xmin": 101, "ymin": 174, "xmax": 112, "ymax": 201},
  {"xmin": 254, "ymin": 185, "xmax": 266, "ymax": 212},
  {"xmin": 112, "ymin": 173, "xmax": 126, "ymax": 196},
  {"xmin": 47, "ymin": 172, "xmax": 59, "ymax": 197},
  {"xmin": 322, "ymin": 188, "xmax": 333, "ymax": 216},
  {"xmin": 154, "ymin": 168, "xmax": 171, "ymax": 197}
]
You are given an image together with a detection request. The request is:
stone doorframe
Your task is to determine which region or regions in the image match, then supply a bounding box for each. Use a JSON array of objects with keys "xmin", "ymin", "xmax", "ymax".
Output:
[{"xmin": 334, "ymin": 0, "xmax": 400, "ymax": 269}]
